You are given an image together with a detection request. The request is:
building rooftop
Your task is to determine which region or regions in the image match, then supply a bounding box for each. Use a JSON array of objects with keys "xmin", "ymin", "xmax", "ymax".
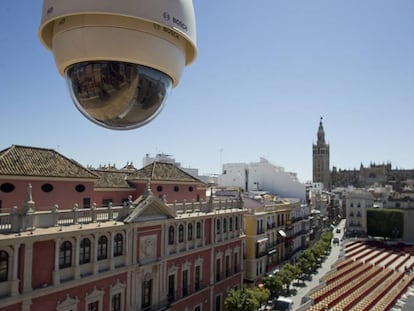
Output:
[
  {"xmin": 128, "ymin": 161, "xmax": 206, "ymax": 184},
  {"xmin": 0, "ymin": 145, "xmax": 97, "ymax": 179},
  {"xmin": 92, "ymin": 169, "xmax": 134, "ymax": 189}
]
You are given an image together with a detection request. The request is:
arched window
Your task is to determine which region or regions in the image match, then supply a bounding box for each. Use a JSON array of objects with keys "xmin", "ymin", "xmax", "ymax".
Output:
[
  {"xmin": 188, "ymin": 223, "xmax": 193, "ymax": 241},
  {"xmin": 97, "ymin": 236, "xmax": 108, "ymax": 260},
  {"xmin": 223, "ymin": 218, "xmax": 227, "ymax": 233},
  {"xmin": 0, "ymin": 250, "xmax": 8, "ymax": 282},
  {"xmin": 59, "ymin": 241, "xmax": 72, "ymax": 268},
  {"xmin": 114, "ymin": 233, "xmax": 123, "ymax": 257},
  {"xmin": 178, "ymin": 224, "xmax": 184, "ymax": 243},
  {"xmin": 216, "ymin": 219, "xmax": 221, "ymax": 234},
  {"xmin": 196, "ymin": 222, "xmax": 201, "ymax": 239},
  {"xmin": 79, "ymin": 238, "xmax": 91, "ymax": 264},
  {"xmin": 168, "ymin": 226, "xmax": 175, "ymax": 245},
  {"xmin": 229, "ymin": 217, "xmax": 233, "ymax": 232}
]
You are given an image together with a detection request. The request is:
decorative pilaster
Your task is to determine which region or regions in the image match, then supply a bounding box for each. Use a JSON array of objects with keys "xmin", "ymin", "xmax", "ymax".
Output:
[
  {"xmin": 53, "ymin": 239, "xmax": 61, "ymax": 285},
  {"xmin": 11, "ymin": 244, "xmax": 20, "ymax": 296},
  {"xmin": 109, "ymin": 232, "xmax": 115, "ymax": 270},
  {"xmin": 74, "ymin": 237, "xmax": 80, "ymax": 280},
  {"xmin": 22, "ymin": 242, "xmax": 33, "ymax": 293},
  {"xmin": 93, "ymin": 233, "xmax": 99, "ymax": 275}
]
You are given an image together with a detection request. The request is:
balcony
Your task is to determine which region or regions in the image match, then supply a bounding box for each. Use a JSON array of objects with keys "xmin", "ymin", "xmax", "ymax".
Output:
[
  {"xmin": 168, "ymin": 281, "xmax": 209, "ymax": 304},
  {"xmin": 256, "ymin": 228, "xmax": 266, "ymax": 235}
]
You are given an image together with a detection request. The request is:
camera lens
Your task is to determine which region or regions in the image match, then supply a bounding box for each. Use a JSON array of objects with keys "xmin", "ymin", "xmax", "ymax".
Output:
[{"xmin": 65, "ymin": 61, "xmax": 172, "ymax": 130}]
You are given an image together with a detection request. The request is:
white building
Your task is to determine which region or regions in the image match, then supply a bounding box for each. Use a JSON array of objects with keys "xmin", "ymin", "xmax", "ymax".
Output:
[
  {"xmin": 219, "ymin": 158, "xmax": 306, "ymax": 201},
  {"xmin": 289, "ymin": 200, "xmax": 310, "ymax": 261},
  {"xmin": 345, "ymin": 189, "xmax": 374, "ymax": 237}
]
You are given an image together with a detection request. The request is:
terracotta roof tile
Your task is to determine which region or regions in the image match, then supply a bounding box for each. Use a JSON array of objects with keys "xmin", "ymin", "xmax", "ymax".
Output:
[
  {"xmin": 128, "ymin": 162, "xmax": 205, "ymax": 184},
  {"xmin": 93, "ymin": 169, "xmax": 134, "ymax": 188},
  {"xmin": 0, "ymin": 145, "xmax": 98, "ymax": 179}
]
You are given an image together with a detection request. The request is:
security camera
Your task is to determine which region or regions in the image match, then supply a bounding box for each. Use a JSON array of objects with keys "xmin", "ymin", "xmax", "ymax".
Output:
[{"xmin": 38, "ymin": 0, "xmax": 197, "ymax": 130}]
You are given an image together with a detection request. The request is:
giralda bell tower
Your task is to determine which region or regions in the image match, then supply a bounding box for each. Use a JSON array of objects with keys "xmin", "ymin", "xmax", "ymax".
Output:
[{"xmin": 313, "ymin": 117, "xmax": 330, "ymax": 189}]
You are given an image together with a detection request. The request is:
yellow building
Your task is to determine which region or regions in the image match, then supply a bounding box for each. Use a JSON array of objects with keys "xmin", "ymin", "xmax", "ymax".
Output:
[{"xmin": 243, "ymin": 196, "xmax": 292, "ymax": 283}]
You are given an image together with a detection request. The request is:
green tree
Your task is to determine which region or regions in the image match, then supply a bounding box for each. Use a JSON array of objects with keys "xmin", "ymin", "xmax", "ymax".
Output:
[
  {"xmin": 262, "ymin": 275, "xmax": 283, "ymax": 298},
  {"xmin": 299, "ymin": 249, "xmax": 317, "ymax": 274},
  {"xmin": 297, "ymin": 257, "xmax": 312, "ymax": 282},
  {"xmin": 321, "ymin": 231, "xmax": 333, "ymax": 243},
  {"xmin": 224, "ymin": 287, "xmax": 259, "ymax": 311},
  {"xmin": 311, "ymin": 242, "xmax": 325, "ymax": 264},
  {"xmin": 284, "ymin": 263, "xmax": 301, "ymax": 285},
  {"xmin": 367, "ymin": 209, "xmax": 404, "ymax": 239},
  {"xmin": 251, "ymin": 286, "xmax": 270, "ymax": 309},
  {"xmin": 278, "ymin": 266, "xmax": 294, "ymax": 294}
]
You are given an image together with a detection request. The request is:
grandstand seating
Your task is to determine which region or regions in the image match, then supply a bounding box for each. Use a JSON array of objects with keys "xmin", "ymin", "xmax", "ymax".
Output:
[{"xmin": 307, "ymin": 240, "xmax": 414, "ymax": 311}]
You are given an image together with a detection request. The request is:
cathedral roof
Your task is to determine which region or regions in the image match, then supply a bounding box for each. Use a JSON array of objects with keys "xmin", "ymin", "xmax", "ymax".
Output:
[{"xmin": 0, "ymin": 145, "xmax": 97, "ymax": 179}]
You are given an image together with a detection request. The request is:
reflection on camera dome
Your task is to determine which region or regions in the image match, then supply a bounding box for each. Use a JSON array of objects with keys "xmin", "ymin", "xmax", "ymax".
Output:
[{"xmin": 66, "ymin": 62, "xmax": 172, "ymax": 129}]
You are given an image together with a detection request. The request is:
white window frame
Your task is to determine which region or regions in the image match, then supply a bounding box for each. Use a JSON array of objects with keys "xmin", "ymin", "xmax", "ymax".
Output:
[
  {"xmin": 109, "ymin": 280, "xmax": 126, "ymax": 311},
  {"xmin": 85, "ymin": 287, "xmax": 104, "ymax": 311}
]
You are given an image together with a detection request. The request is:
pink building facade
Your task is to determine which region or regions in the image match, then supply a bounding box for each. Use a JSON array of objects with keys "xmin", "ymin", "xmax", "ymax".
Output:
[{"xmin": 0, "ymin": 145, "xmax": 244, "ymax": 311}]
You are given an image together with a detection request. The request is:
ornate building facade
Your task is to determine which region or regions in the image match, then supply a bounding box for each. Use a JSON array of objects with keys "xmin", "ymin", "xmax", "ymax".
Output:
[
  {"xmin": 0, "ymin": 145, "xmax": 244, "ymax": 311},
  {"xmin": 312, "ymin": 118, "xmax": 330, "ymax": 189},
  {"xmin": 331, "ymin": 162, "xmax": 414, "ymax": 191}
]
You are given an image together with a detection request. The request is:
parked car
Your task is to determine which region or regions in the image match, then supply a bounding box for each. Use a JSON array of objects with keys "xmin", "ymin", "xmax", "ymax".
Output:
[
  {"xmin": 336, "ymin": 228, "xmax": 341, "ymax": 233},
  {"xmin": 273, "ymin": 297, "xmax": 293, "ymax": 311}
]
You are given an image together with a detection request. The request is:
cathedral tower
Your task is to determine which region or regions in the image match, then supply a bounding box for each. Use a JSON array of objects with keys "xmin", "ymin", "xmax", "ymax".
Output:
[{"xmin": 313, "ymin": 117, "xmax": 330, "ymax": 189}]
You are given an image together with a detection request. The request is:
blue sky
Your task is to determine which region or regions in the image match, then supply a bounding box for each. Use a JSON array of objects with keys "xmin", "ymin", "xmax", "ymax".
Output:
[{"xmin": 1, "ymin": 1, "xmax": 414, "ymax": 182}]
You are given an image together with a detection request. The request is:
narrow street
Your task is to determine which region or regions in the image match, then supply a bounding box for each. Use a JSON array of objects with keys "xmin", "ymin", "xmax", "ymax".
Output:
[{"xmin": 279, "ymin": 219, "xmax": 346, "ymax": 310}]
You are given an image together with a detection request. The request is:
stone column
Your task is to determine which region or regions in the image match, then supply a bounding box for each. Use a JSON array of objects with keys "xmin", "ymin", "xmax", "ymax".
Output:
[
  {"xmin": 109, "ymin": 232, "xmax": 115, "ymax": 270},
  {"xmin": 22, "ymin": 242, "xmax": 33, "ymax": 293},
  {"xmin": 11, "ymin": 244, "xmax": 20, "ymax": 296},
  {"xmin": 74, "ymin": 237, "xmax": 80, "ymax": 280},
  {"xmin": 93, "ymin": 234, "xmax": 99, "ymax": 275},
  {"xmin": 53, "ymin": 239, "xmax": 60, "ymax": 285},
  {"xmin": 132, "ymin": 228, "xmax": 137, "ymax": 265}
]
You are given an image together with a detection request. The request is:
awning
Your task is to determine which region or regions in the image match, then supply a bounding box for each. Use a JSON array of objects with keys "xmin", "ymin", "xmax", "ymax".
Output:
[
  {"xmin": 257, "ymin": 237, "xmax": 269, "ymax": 243},
  {"xmin": 278, "ymin": 230, "xmax": 287, "ymax": 238}
]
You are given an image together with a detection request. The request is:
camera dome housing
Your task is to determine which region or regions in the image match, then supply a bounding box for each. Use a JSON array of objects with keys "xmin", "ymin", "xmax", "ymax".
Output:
[{"xmin": 38, "ymin": 0, "xmax": 197, "ymax": 130}]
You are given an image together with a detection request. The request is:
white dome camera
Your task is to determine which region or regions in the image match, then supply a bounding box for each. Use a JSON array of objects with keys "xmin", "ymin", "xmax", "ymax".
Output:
[{"xmin": 38, "ymin": 0, "xmax": 197, "ymax": 130}]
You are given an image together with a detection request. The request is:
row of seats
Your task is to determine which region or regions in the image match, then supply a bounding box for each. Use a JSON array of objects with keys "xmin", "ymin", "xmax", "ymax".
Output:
[
  {"xmin": 309, "ymin": 264, "xmax": 371, "ymax": 303},
  {"xmin": 308, "ymin": 240, "xmax": 414, "ymax": 311},
  {"xmin": 324, "ymin": 260, "xmax": 362, "ymax": 284},
  {"xmin": 333, "ymin": 268, "xmax": 393, "ymax": 311},
  {"xmin": 310, "ymin": 265, "xmax": 382, "ymax": 309},
  {"xmin": 351, "ymin": 271, "xmax": 403, "ymax": 311},
  {"xmin": 370, "ymin": 274, "xmax": 414, "ymax": 311},
  {"xmin": 361, "ymin": 248, "xmax": 382, "ymax": 264},
  {"xmin": 353, "ymin": 247, "xmax": 377, "ymax": 261},
  {"xmin": 345, "ymin": 244, "xmax": 367, "ymax": 258}
]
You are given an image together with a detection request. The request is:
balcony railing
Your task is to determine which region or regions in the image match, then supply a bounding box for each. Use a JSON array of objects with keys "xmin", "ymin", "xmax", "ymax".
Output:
[{"xmin": 0, "ymin": 198, "xmax": 244, "ymax": 234}]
